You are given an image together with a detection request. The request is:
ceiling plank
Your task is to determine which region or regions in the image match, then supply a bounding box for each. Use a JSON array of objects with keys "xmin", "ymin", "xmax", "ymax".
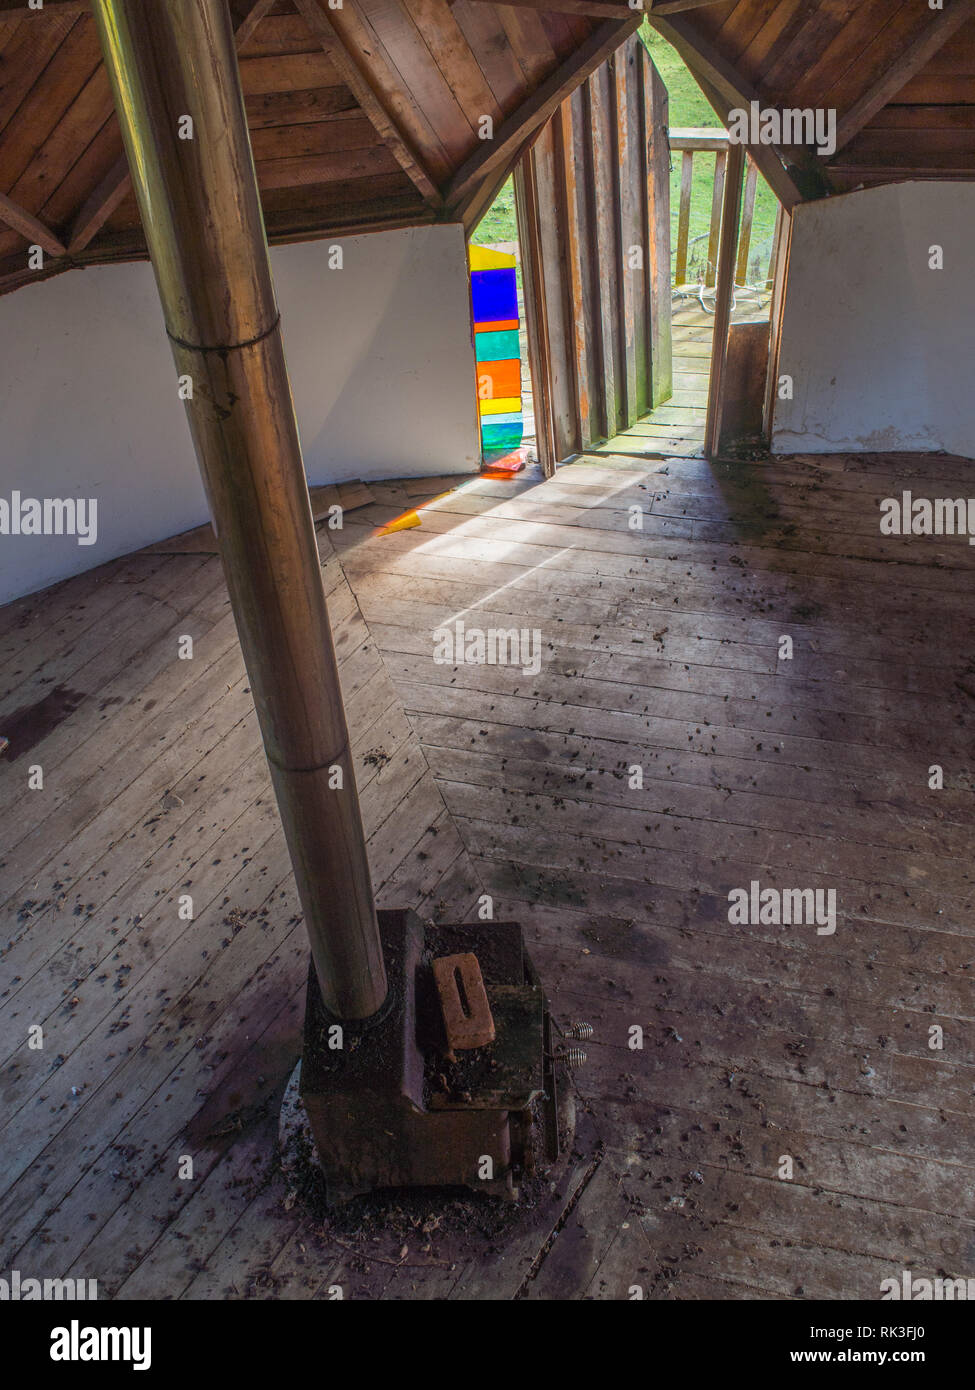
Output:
[
  {"xmin": 66, "ymin": 0, "xmax": 277, "ymax": 255},
  {"xmin": 443, "ymin": 14, "xmax": 641, "ymax": 214},
  {"xmin": 0, "ymin": 190, "xmax": 66, "ymax": 254},
  {"xmin": 648, "ymin": 11, "xmax": 829, "ymax": 205},
  {"xmin": 833, "ymin": 0, "xmax": 975, "ymax": 154},
  {"xmin": 293, "ymin": 0, "xmax": 443, "ymax": 209}
]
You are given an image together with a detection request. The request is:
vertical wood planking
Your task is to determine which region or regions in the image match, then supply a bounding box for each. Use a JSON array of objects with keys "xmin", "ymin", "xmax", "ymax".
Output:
[
  {"xmin": 706, "ymin": 147, "xmax": 727, "ymax": 288},
  {"xmin": 736, "ymin": 154, "xmax": 759, "ymax": 285},
  {"xmin": 533, "ymin": 119, "xmax": 578, "ymax": 460},
  {"xmin": 704, "ymin": 140, "xmax": 745, "ymax": 458},
  {"xmin": 512, "ymin": 33, "xmax": 674, "ymax": 462},
  {"xmin": 513, "ymin": 155, "xmax": 557, "ymax": 474},
  {"xmin": 643, "ymin": 47, "xmax": 672, "ymax": 409},
  {"xmin": 675, "ymin": 148, "xmax": 693, "ymax": 285},
  {"xmin": 556, "ymin": 96, "xmax": 593, "ymax": 449},
  {"xmin": 762, "ymin": 204, "xmax": 791, "ymax": 439},
  {"xmin": 589, "ymin": 63, "xmax": 624, "ymax": 438},
  {"xmin": 613, "ymin": 47, "xmax": 639, "ymax": 425}
]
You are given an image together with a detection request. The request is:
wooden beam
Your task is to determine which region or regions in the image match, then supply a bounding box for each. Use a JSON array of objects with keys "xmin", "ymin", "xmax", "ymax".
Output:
[
  {"xmin": 651, "ymin": 0, "xmax": 731, "ymax": 11},
  {"xmin": 735, "ymin": 154, "xmax": 758, "ymax": 285},
  {"xmin": 762, "ymin": 204, "xmax": 791, "ymax": 440},
  {"xmin": 513, "ymin": 155, "xmax": 557, "ymax": 475},
  {"xmin": 66, "ymin": 153, "xmax": 129, "ymax": 254},
  {"xmin": 705, "ymin": 146, "xmax": 725, "ymax": 287},
  {"xmin": 690, "ymin": 72, "xmax": 803, "ymax": 211},
  {"xmin": 68, "ymin": 0, "xmax": 277, "ymax": 256},
  {"xmin": 0, "ymin": 0, "xmax": 86, "ymax": 11},
  {"xmin": 648, "ymin": 13, "xmax": 828, "ymax": 206},
  {"xmin": 833, "ymin": 0, "xmax": 975, "ymax": 153},
  {"xmin": 444, "ymin": 16, "xmax": 641, "ymax": 215},
  {"xmin": 669, "ymin": 127, "xmax": 730, "ymax": 151},
  {"xmin": 643, "ymin": 49, "xmax": 673, "ymax": 408},
  {"xmin": 293, "ymin": 0, "xmax": 442, "ymax": 209},
  {"xmin": 2, "ymin": 199, "xmax": 440, "ymax": 297},
  {"xmin": 0, "ymin": 191, "xmax": 66, "ymax": 256},
  {"xmin": 456, "ymin": 119, "xmax": 544, "ymax": 233},
  {"xmin": 704, "ymin": 140, "xmax": 744, "ymax": 458},
  {"xmin": 228, "ymin": 0, "xmax": 276, "ymax": 49},
  {"xmin": 464, "ymin": 0, "xmax": 728, "ymax": 10},
  {"xmin": 465, "ymin": 0, "xmax": 633, "ymax": 17}
]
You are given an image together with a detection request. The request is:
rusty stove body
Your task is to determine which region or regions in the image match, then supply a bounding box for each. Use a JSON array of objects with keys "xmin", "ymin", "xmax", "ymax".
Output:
[{"xmin": 300, "ymin": 910, "xmax": 560, "ymax": 1203}]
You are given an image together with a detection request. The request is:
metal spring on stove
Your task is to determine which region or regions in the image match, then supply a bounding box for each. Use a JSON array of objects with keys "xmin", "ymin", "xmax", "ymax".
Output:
[
  {"xmin": 557, "ymin": 1046, "xmax": 588, "ymax": 1069},
  {"xmin": 565, "ymin": 1021, "xmax": 593, "ymax": 1040}
]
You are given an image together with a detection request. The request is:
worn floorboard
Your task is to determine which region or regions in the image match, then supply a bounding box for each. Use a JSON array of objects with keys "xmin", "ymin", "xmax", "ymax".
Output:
[{"xmin": 1, "ymin": 446, "xmax": 973, "ymax": 1300}]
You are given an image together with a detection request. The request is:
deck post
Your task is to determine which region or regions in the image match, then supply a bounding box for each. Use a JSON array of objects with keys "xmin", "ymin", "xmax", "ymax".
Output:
[
  {"xmin": 91, "ymin": 0, "xmax": 387, "ymax": 1020},
  {"xmin": 704, "ymin": 141, "xmax": 745, "ymax": 459}
]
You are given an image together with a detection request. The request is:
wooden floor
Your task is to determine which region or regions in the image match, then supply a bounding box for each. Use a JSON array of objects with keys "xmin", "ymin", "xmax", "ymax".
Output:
[
  {"xmin": 599, "ymin": 285, "xmax": 772, "ymax": 458},
  {"xmin": 2, "ymin": 446, "xmax": 975, "ymax": 1299}
]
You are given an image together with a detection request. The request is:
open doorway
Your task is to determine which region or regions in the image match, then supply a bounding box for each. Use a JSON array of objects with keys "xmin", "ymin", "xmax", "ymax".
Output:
[
  {"xmin": 603, "ymin": 28, "xmax": 785, "ymax": 461},
  {"xmin": 510, "ymin": 26, "xmax": 789, "ymax": 468}
]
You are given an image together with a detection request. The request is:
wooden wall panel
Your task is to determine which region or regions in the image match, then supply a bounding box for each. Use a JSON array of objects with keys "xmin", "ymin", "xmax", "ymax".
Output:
[{"xmin": 514, "ymin": 33, "xmax": 672, "ymax": 466}]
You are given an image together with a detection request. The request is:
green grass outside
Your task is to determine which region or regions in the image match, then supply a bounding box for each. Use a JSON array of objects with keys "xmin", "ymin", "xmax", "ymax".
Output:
[
  {"xmin": 472, "ymin": 27, "xmax": 779, "ymax": 287},
  {"xmin": 474, "ymin": 178, "xmax": 518, "ymax": 245}
]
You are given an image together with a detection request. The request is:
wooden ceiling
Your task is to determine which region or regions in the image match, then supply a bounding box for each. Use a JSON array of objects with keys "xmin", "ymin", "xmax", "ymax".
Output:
[
  {"xmin": 649, "ymin": 0, "xmax": 975, "ymax": 202},
  {"xmin": 3, "ymin": 0, "xmax": 975, "ymax": 298},
  {"xmin": 0, "ymin": 0, "xmax": 638, "ymax": 295}
]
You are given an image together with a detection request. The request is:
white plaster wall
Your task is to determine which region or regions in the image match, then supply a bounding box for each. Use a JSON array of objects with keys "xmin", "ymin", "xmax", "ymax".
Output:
[
  {"xmin": 772, "ymin": 182, "xmax": 975, "ymax": 459},
  {"xmin": 0, "ymin": 224, "xmax": 478, "ymax": 604}
]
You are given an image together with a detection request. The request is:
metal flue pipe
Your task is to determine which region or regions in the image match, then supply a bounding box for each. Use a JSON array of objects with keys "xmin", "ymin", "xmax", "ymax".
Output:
[{"xmin": 92, "ymin": 0, "xmax": 387, "ymax": 1019}]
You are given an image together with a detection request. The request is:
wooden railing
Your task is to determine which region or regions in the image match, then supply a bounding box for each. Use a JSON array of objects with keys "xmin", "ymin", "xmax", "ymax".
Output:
[{"xmin": 669, "ymin": 128, "xmax": 763, "ymax": 289}]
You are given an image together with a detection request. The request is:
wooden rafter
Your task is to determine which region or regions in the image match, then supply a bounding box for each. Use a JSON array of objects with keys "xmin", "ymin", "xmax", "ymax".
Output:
[
  {"xmin": 650, "ymin": 0, "xmax": 731, "ymax": 12},
  {"xmin": 0, "ymin": 190, "xmax": 66, "ymax": 255},
  {"xmin": 833, "ymin": 0, "xmax": 975, "ymax": 154},
  {"xmin": 67, "ymin": 153, "xmax": 129, "ymax": 254},
  {"xmin": 457, "ymin": 118, "xmax": 547, "ymax": 233},
  {"xmin": 465, "ymin": 0, "xmax": 634, "ymax": 17},
  {"xmin": 67, "ymin": 0, "xmax": 277, "ymax": 256},
  {"xmin": 293, "ymin": 0, "xmax": 443, "ymax": 209},
  {"xmin": 649, "ymin": 12, "xmax": 830, "ymax": 206},
  {"xmin": 0, "ymin": 0, "xmax": 86, "ymax": 11},
  {"xmin": 462, "ymin": 0, "xmax": 726, "ymax": 11},
  {"xmin": 228, "ymin": 0, "xmax": 277, "ymax": 48},
  {"xmin": 443, "ymin": 15, "xmax": 641, "ymax": 215},
  {"xmin": 2, "ymin": 197, "xmax": 437, "ymax": 299}
]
